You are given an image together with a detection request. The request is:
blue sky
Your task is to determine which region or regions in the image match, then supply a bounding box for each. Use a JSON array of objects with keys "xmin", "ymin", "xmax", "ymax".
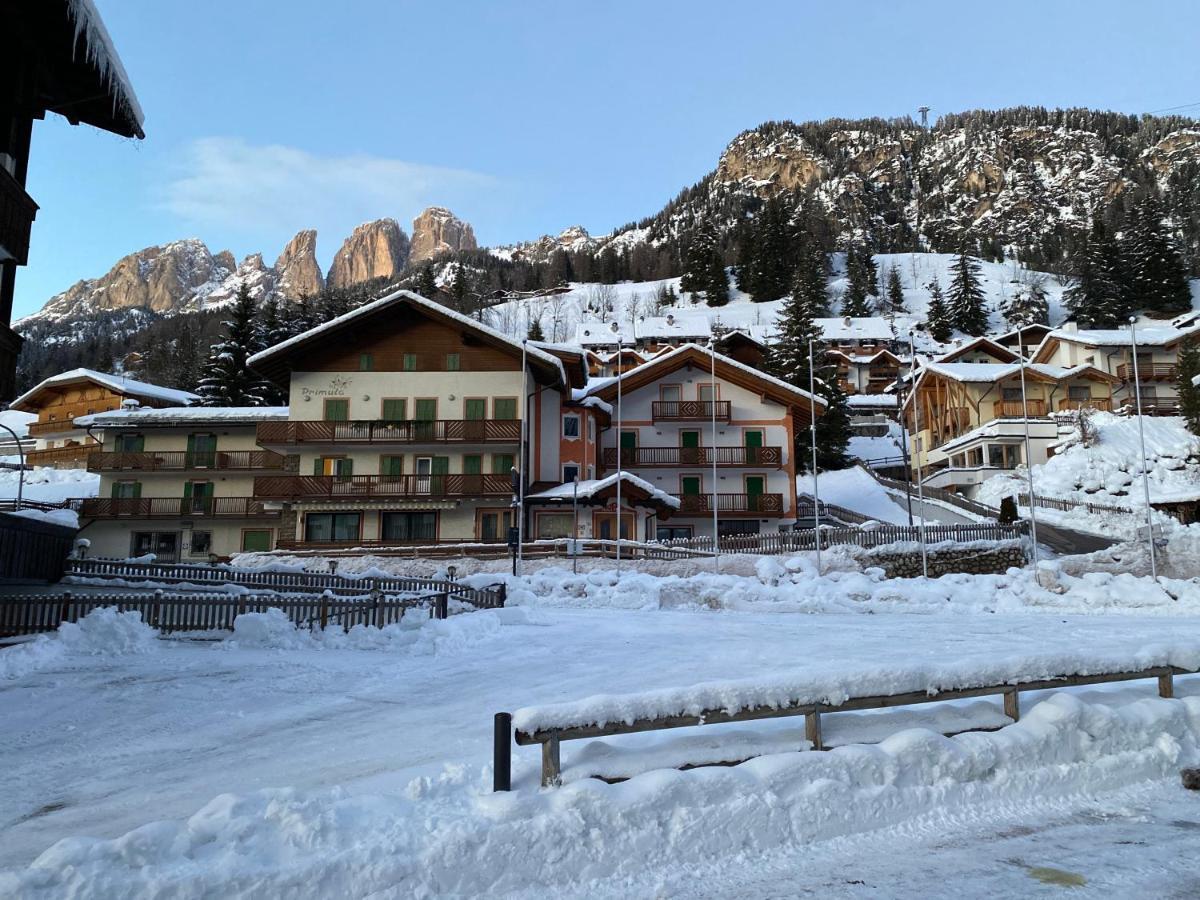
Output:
[{"xmin": 16, "ymin": 0, "xmax": 1200, "ymax": 319}]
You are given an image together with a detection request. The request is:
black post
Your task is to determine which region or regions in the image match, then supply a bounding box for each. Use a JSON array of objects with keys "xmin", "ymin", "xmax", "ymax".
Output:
[
  {"xmin": 494, "ymin": 712, "xmax": 512, "ymax": 792},
  {"xmin": 435, "ymin": 591, "xmax": 448, "ymax": 620}
]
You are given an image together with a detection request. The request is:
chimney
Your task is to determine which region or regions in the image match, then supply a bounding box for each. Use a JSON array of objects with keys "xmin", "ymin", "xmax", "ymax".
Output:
[
  {"xmin": 843, "ymin": 316, "xmax": 852, "ymax": 327},
  {"xmin": 666, "ymin": 313, "xmax": 675, "ymax": 326}
]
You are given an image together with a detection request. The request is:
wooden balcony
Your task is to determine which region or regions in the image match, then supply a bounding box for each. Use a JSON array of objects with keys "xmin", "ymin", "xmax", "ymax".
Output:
[
  {"xmin": 256, "ymin": 420, "xmax": 521, "ymax": 445},
  {"xmin": 254, "ymin": 473, "xmax": 512, "ymax": 501},
  {"xmin": 992, "ymin": 400, "xmax": 1047, "ymax": 418},
  {"xmin": 81, "ymin": 497, "xmax": 279, "ymax": 519},
  {"xmin": 24, "ymin": 443, "xmax": 98, "ymax": 468},
  {"xmin": 676, "ymin": 493, "xmax": 785, "ymax": 516},
  {"xmin": 651, "ymin": 401, "xmax": 732, "ymax": 422},
  {"xmin": 0, "ymin": 167, "xmax": 37, "ymax": 266},
  {"xmin": 27, "ymin": 420, "xmax": 80, "ymax": 437},
  {"xmin": 1057, "ymin": 397, "xmax": 1113, "ymax": 412},
  {"xmin": 1122, "ymin": 397, "xmax": 1179, "ymax": 415},
  {"xmin": 602, "ymin": 446, "xmax": 783, "ymax": 467},
  {"xmin": 1116, "ymin": 363, "xmax": 1177, "ymax": 382},
  {"xmin": 88, "ymin": 450, "xmax": 286, "ymax": 473}
]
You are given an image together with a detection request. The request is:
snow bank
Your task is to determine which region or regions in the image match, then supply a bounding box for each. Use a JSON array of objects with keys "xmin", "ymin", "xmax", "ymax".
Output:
[
  {"xmin": 0, "ymin": 609, "xmax": 158, "ymax": 680},
  {"xmin": 9, "ymin": 507, "xmax": 79, "ymax": 528},
  {"xmin": 798, "ymin": 465, "xmax": 915, "ymax": 524},
  {"xmin": 0, "ymin": 466, "xmax": 98, "ymax": 504},
  {"xmin": 6, "ymin": 691, "xmax": 1198, "ymax": 898}
]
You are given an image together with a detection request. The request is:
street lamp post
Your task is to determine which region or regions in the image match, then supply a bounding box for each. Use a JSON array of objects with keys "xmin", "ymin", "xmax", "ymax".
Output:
[
  {"xmin": 709, "ymin": 337, "xmax": 719, "ymax": 570},
  {"xmin": 1015, "ymin": 323, "xmax": 1040, "ymax": 567},
  {"xmin": 1129, "ymin": 318, "xmax": 1159, "ymax": 580},
  {"xmin": 907, "ymin": 330, "xmax": 929, "ymax": 579},
  {"xmin": 572, "ymin": 476, "xmax": 580, "ymax": 575},
  {"xmin": 615, "ymin": 339, "xmax": 623, "ymax": 576},
  {"xmin": 807, "ymin": 339, "xmax": 822, "ymax": 574}
]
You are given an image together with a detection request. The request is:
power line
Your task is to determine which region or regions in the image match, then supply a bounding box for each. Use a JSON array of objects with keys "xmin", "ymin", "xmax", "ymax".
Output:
[{"xmin": 1146, "ymin": 99, "xmax": 1200, "ymax": 114}]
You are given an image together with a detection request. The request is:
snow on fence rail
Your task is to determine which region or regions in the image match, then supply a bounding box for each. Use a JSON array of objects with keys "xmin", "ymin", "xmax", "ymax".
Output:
[
  {"xmin": 496, "ymin": 649, "xmax": 1200, "ymax": 788},
  {"xmin": 1016, "ymin": 492, "xmax": 1134, "ymax": 516},
  {"xmin": 0, "ymin": 589, "xmax": 450, "ymax": 637},
  {"xmin": 63, "ymin": 558, "xmax": 506, "ymax": 610}
]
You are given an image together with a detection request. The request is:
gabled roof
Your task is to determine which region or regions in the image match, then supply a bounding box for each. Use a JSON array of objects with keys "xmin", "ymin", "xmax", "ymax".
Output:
[
  {"xmin": 526, "ymin": 472, "xmax": 681, "ymax": 517},
  {"xmin": 995, "ymin": 323, "xmax": 1052, "ymax": 346},
  {"xmin": 75, "ymin": 406, "xmax": 289, "ymax": 428},
  {"xmin": 936, "ymin": 336, "xmax": 1020, "ymax": 364},
  {"xmin": 583, "ymin": 343, "xmax": 826, "ymax": 414},
  {"xmin": 815, "ymin": 316, "xmax": 916, "ymax": 342},
  {"xmin": 918, "ymin": 361, "xmax": 1117, "ymax": 385},
  {"xmin": 1035, "ymin": 321, "xmax": 1200, "ymax": 356},
  {"xmin": 247, "ymin": 290, "xmax": 567, "ymax": 387},
  {"xmin": 528, "ymin": 341, "xmax": 589, "ymax": 389},
  {"xmin": 11, "ymin": 368, "xmax": 198, "ymax": 412}
]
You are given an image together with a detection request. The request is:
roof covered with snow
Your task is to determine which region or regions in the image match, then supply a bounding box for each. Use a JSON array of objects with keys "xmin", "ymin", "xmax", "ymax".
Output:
[
  {"xmin": 1043, "ymin": 322, "xmax": 1200, "ymax": 349},
  {"xmin": 11, "ymin": 368, "xmax": 198, "ymax": 412},
  {"xmin": 919, "ymin": 361, "xmax": 1113, "ymax": 384},
  {"xmin": 526, "ymin": 472, "xmax": 680, "ymax": 509},
  {"xmin": 573, "ymin": 315, "xmax": 773, "ymax": 347},
  {"xmin": 815, "ymin": 316, "xmax": 916, "ymax": 342},
  {"xmin": 75, "ymin": 406, "xmax": 289, "ymax": 428}
]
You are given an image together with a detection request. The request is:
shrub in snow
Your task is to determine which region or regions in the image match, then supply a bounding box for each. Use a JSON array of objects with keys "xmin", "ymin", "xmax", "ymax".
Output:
[{"xmin": 56, "ymin": 607, "xmax": 158, "ymax": 655}]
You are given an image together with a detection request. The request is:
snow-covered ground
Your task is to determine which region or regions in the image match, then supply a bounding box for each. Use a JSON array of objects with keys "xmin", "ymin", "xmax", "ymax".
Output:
[
  {"xmin": 0, "ymin": 467, "xmax": 98, "ymax": 505},
  {"xmin": 4, "ymin": 563, "xmax": 1200, "ymax": 895},
  {"xmin": 797, "ymin": 465, "xmax": 916, "ymax": 524}
]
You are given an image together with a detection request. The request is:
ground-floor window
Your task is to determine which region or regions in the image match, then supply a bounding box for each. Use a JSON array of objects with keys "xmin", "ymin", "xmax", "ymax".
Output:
[
  {"xmin": 131, "ymin": 531, "xmax": 179, "ymax": 562},
  {"xmin": 595, "ymin": 513, "xmax": 633, "ymax": 540},
  {"xmin": 987, "ymin": 444, "xmax": 1022, "ymax": 469},
  {"xmin": 241, "ymin": 530, "xmax": 272, "ymax": 552},
  {"xmin": 536, "ymin": 512, "xmax": 575, "ymax": 539},
  {"xmin": 718, "ymin": 520, "xmax": 759, "ymax": 536},
  {"xmin": 189, "ymin": 531, "xmax": 213, "ymax": 556},
  {"xmin": 657, "ymin": 525, "xmax": 692, "ymax": 542},
  {"xmin": 478, "ymin": 509, "xmax": 512, "ymax": 542},
  {"xmin": 304, "ymin": 512, "xmax": 361, "ymax": 543},
  {"xmin": 380, "ymin": 511, "xmax": 437, "ymax": 542},
  {"xmin": 967, "ymin": 447, "xmax": 984, "ymax": 467}
]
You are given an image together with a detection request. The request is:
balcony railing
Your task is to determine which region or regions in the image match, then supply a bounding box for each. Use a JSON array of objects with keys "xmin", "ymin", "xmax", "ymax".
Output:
[
  {"xmin": 1116, "ymin": 363, "xmax": 1177, "ymax": 382},
  {"xmin": 254, "ymin": 473, "xmax": 512, "ymax": 501},
  {"xmin": 88, "ymin": 450, "xmax": 286, "ymax": 473},
  {"xmin": 1121, "ymin": 397, "xmax": 1179, "ymax": 415},
  {"xmin": 676, "ymin": 493, "xmax": 784, "ymax": 516},
  {"xmin": 24, "ymin": 443, "xmax": 99, "ymax": 468},
  {"xmin": 256, "ymin": 420, "xmax": 521, "ymax": 445},
  {"xmin": 27, "ymin": 420, "xmax": 80, "ymax": 437},
  {"xmin": 0, "ymin": 167, "xmax": 37, "ymax": 266},
  {"xmin": 992, "ymin": 399, "xmax": 1047, "ymax": 418},
  {"xmin": 1057, "ymin": 397, "xmax": 1113, "ymax": 412},
  {"xmin": 602, "ymin": 446, "xmax": 783, "ymax": 467},
  {"xmin": 81, "ymin": 497, "xmax": 279, "ymax": 519},
  {"xmin": 651, "ymin": 400, "xmax": 732, "ymax": 422}
]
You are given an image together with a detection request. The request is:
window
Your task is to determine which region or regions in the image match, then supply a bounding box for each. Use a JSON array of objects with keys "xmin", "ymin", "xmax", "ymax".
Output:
[
  {"xmin": 464, "ymin": 454, "xmax": 482, "ymax": 475},
  {"xmin": 563, "ymin": 463, "xmax": 580, "ymax": 483},
  {"xmin": 987, "ymin": 444, "xmax": 1021, "ymax": 469},
  {"xmin": 187, "ymin": 433, "xmax": 217, "ymax": 467},
  {"xmin": 479, "ymin": 510, "xmax": 512, "ymax": 542},
  {"xmin": 698, "ymin": 383, "xmax": 717, "ymax": 403},
  {"xmin": 380, "ymin": 455, "xmax": 404, "ymax": 476},
  {"xmin": 403, "ymin": 353, "xmax": 417, "ymax": 371},
  {"xmin": 381, "ymin": 398, "xmax": 407, "ymax": 421},
  {"xmin": 587, "ymin": 417, "xmax": 596, "ymax": 442},
  {"xmin": 315, "ymin": 456, "xmax": 353, "ymax": 476},
  {"xmin": 660, "ymin": 384, "xmax": 682, "ymax": 402},
  {"xmin": 1002, "ymin": 388, "xmax": 1022, "ymax": 401},
  {"xmin": 304, "ymin": 513, "xmax": 361, "ymax": 543},
  {"xmin": 131, "ymin": 532, "xmax": 179, "ymax": 562},
  {"xmin": 563, "ymin": 415, "xmax": 580, "ymax": 438},
  {"xmin": 968, "ymin": 448, "xmax": 984, "ymax": 468},
  {"xmin": 381, "ymin": 512, "xmax": 437, "ymax": 542},
  {"xmin": 115, "ymin": 433, "xmax": 144, "ymax": 453},
  {"xmin": 323, "ymin": 398, "xmax": 349, "ymax": 421},
  {"xmin": 359, "ymin": 353, "xmax": 374, "ymax": 371},
  {"xmin": 744, "ymin": 430, "xmax": 764, "ymax": 463},
  {"xmin": 537, "ymin": 512, "xmax": 575, "ymax": 539},
  {"xmin": 112, "ymin": 481, "xmax": 141, "ymax": 499},
  {"xmin": 1068, "ymin": 386, "xmax": 1091, "ymax": 400},
  {"xmin": 183, "ymin": 481, "xmax": 214, "ymax": 514},
  {"xmin": 657, "ymin": 526, "xmax": 692, "ymax": 542},
  {"xmin": 493, "ymin": 397, "xmax": 517, "ymax": 420},
  {"xmin": 681, "ymin": 475, "xmax": 702, "ymax": 496},
  {"xmin": 492, "ymin": 453, "xmax": 515, "ymax": 474},
  {"xmin": 445, "ymin": 353, "xmax": 461, "ymax": 371},
  {"xmin": 719, "ymin": 520, "xmax": 759, "ymax": 537},
  {"xmin": 241, "ymin": 530, "xmax": 272, "ymax": 552},
  {"xmin": 414, "ymin": 399, "xmax": 437, "ymax": 421},
  {"xmin": 464, "ymin": 399, "xmax": 487, "ymax": 420},
  {"xmin": 189, "ymin": 532, "xmax": 213, "ymax": 556}
]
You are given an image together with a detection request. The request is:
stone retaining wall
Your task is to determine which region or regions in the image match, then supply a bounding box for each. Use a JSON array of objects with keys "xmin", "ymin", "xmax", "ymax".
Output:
[{"xmin": 859, "ymin": 540, "xmax": 1027, "ymax": 578}]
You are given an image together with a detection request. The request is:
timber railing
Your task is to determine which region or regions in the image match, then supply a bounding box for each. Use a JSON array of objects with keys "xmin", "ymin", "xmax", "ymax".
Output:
[
  {"xmin": 80, "ymin": 497, "xmax": 279, "ymax": 519},
  {"xmin": 601, "ymin": 446, "xmax": 783, "ymax": 468},
  {"xmin": 0, "ymin": 589, "xmax": 454, "ymax": 638},
  {"xmin": 253, "ymin": 473, "xmax": 512, "ymax": 500},
  {"xmin": 676, "ymin": 493, "xmax": 784, "ymax": 515},
  {"xmin": 651, "ymin": 400, "xmax": 732, "ymax": 422},
  {"xmin": 0, "ymin": 497, "xmax": 83, "ymax": 513},
  {"xmin": 256, "ymin": 420, "xmax": 522, "ymax": 445},
  {"xmin": 1015, "ymin": 492, "xmax": 1135, "ymax": 516},
  {"xmin": 494, "ymin": 659, "xmax": 1190, "ymax": 788},
  {"xmin": 88, "ymin": 450, "xmax": 286, "ymax": 472},
  {"xmin": 1116, "ymin": 363, "xmax": 1177, "ymax": 382},
  {"xmin": 866, "ymin": 465, "xmax": 1001, "ymax": 520},
  {"xmin": 62, "ymin": 558, "xmax": 506, "ymax": 610}
]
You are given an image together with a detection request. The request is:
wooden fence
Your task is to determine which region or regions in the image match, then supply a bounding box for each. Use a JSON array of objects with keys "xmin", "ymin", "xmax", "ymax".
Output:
[
  {"xmin": 0, "ymin": 590, "xmax": 448, "ymax": 638},
  {"xmin": 495, "ymin": 662, "xmax": 1190, "ymax": 789},
  {"xmin": 1016, "ymin": 492, "xmax": 1134, "ymax": 516},
  {"xmin": 63, "ymin": 558, "xmax": 507, "ymax": 609},
  {"xmin": 0, "ymin": 511, "xmax": 77, "ymax": 583}
]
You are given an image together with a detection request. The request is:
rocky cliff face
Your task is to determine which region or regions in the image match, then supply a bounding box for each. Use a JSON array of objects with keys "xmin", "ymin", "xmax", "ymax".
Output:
[
  {"xmin": 326, "ymin": 218, "xmax": 410, "ymax": 289},
  {"xmin": 409, "ymin": 207, "xmax": 478, "ymax": 263},
  {"xmin": 274, "ymin": 229, "xmax": 323, "ymax": 299}
]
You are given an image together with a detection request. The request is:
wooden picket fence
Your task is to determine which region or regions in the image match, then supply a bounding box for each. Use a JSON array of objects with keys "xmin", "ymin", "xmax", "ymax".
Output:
[
  {"xmin": 64, "ymin": 558, "xmax": 506, "ymax": 609},
  {"xmin": 0, "ymin": 589, "xmax": 449, "ymax": 638},
  {"xmin": 1016, "ymin": 492, "xmax": 1134, "ymax": 517}
]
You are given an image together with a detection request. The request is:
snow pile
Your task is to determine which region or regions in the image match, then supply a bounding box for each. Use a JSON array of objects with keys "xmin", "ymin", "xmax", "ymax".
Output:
[
  {"xmin": 797, "ymin": 466, "xmax": 915, "ymax": 524},
  {"xmin": 5, "ymin": 690, "xmax": 1198, "ymax": 898},
  {"xmin": 0, "ymin": 467, "xmax": 98, "ymax": 504},
  {"xmin": 1, "ymin": 609, "xmax": 158, "ymax": 680},
  {"xmin": 223, "ymin": 607, "xmax": 536, "ymax": 655},
  {"xmin": 9, "ymin": 507, "xmax": 79, "ymax": 528}
]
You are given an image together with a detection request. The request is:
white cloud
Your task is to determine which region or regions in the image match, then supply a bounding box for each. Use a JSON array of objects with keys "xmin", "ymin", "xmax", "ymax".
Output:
[{"xmin": 158, "ymin": 137, "xmax": 495, "ymax": 252}]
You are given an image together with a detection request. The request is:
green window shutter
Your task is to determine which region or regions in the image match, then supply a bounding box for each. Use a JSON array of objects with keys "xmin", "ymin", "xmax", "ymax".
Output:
[
  {"xmin": 381, "ymin": 456, "xmax": 403, "ymax": 476},
  {"xmin": 464, "ymin": 455, "xmax": 482, "ymax": 475},
  {"xmin": 431, "ymin": 456, "xmax": 450, "ymax": 475},
  {"xmin": 341, "ymin": 458, "xmax": 353, "ymax": 477},
  {"xmin": 680, "ymin": 431, "xmax": 700, "ymax": 449},
  {"xmin": 132, "ymin": 482, "xmax": 141, "ymax": 499},
  {"xmin": 403, "ymin": 353, "xmax": 417, "ymax": 371},
  {"xmin": 746, "ymin": 476, "xmax": 764, "ymax": 496},
  {"xmin": 382, "ymin": 399, "xmax": 407, "ymax": 421},
  {"xmin": 493, "ymin": 398, "xmax": 516, "ymax": 420},
  {"xmin": 182, "ymin": 482, "xmax": 193, "ymax": 500},
  {"xmin": 465, "ymin": 399, "xmax": 486, "ymax": 420},
  {"xmin": 446, "ymin": 353, "xmax": 460, "ymax": 371},
  {"xmin": 111, "ymin": 481, "xmax": 121, "ymax": 499},
  {"xmin": 744, "ymin": 431, "xmax": 764, "ymax": 448},
  {"xmin": 241, "ymin": 530, "xmax": 271, "ymax": 552},
  {"xmin": 681, "ymin": 477, "xmax": 701, "ymax": 496},
  {"xmin": 360, "ymin": 353, "xmax": 373, "ymax": 371},
  {"xmin": 415, "ymin": 399, "xmax": 437, "ymax": 421},
  {"xmin": 324, "ymin": 398, "xmax": 349, "ymax": 421},
  {"xmin": 620, "ymin": 431, "xmax": 637, "ymax": 449},
  {"xmin": 492, "ymin": 453, "xmax": 514, "ymax": 474}
]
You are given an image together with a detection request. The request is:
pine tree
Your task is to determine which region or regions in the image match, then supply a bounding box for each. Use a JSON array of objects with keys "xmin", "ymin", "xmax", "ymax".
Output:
[
  {"xmin": 947, "ymin": 251, "xmax": 989, "ymax": 335},
  {"xmin": 526, "ymin": 316, "xmax": 546, "ymax": 341},
  {"xmin": 1064, "ymin": 219, "xmax": 1126, "ymax": 327},
  {"xmin": 681, "ymin": 223, "xmax": 729, "ymax": 306},
  {"xmin": 1124, "ymin": 195, "xmax": 1192, "ymax": 315},
  {"xmin": 1001, "ymin": 277, "xmax": 1050, "ymax": 329},
  {"xmin": 925, "ymin": 277, "xmax": 953, "ymax": 343},
  {"xmin": 743, "ymin": 197, "xmax": 796, "ymax": 302},
  {"xmin": 1177, "ymin": 341, "xmax": 1200, "ymax": 436},
  {"xmin": 196, "ymin": 283, "xmax": 274, "ymax": 407},
  {"xmin": 813, "ymin": 380, "xmax": 852, "ymax": 471},
  {"xmin": 415, "ymin": 264, "xmax": 438, "ymax": 298},
  {"xmin": 841, "ymin": 246, "xmax": 876, "ymax": 317},
  {"xmin": 883, "ymin": 266, "xmax": 908, "ymax": 315}
]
